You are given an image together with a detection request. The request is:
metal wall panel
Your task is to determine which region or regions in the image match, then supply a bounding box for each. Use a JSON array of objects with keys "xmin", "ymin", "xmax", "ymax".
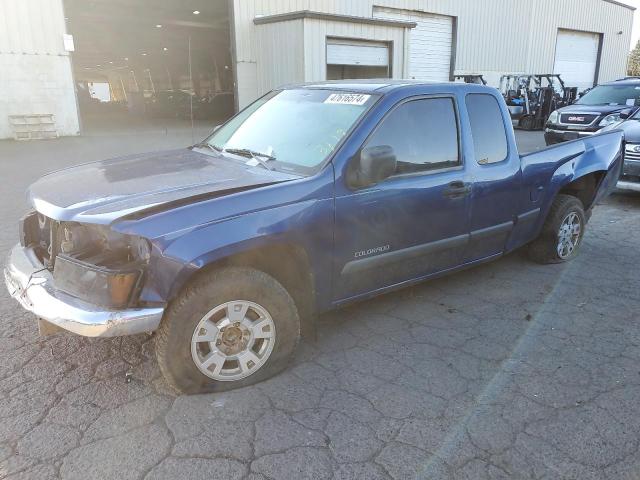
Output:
[
  {"xmin": 374, "ymin": 7, "xmax": 453, "ymax": 82},
  {"xmin": 233, "ymin": 0, "xmax": 633, "ymax": 107},
  {"xmin": 302, "ymin": 18, "xmax": 406, "ymax": 84},
  {"xmin": 255, "ymin": 19, "xmax": 305, "ymax": 94},
  {"xmin": 0, "ymin": 0, "xmax": 79, "ymax": 139},
  {"xmin": 0, "ymin": 0, "xmax": 67, "ymax": 55}
]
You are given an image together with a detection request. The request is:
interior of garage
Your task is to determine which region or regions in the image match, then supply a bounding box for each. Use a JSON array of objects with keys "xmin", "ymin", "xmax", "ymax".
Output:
[{"xmin": 63, "ymin": 0, "xmax": 234, "ymax": 134}]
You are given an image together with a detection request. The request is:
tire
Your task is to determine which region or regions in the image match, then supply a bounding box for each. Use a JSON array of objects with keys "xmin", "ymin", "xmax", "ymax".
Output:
[
  {"xmin": 528, "ymin": 194, "xmax": 586, "ymax": 264},
  {"xmin": 519, "ymin": 115, "xmax": 536, "ymax": 131},
  {"xmin": 155, "ymin": 266, "xmax": 300, "ymax": 394}
]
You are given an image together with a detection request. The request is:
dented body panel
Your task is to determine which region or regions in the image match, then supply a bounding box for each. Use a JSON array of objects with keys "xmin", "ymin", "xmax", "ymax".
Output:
[
  {"xmin": 508, "ymin": 131, "xmax": 624, "ymax": 250},
  {"xmin": 5, "ymin": 81, "xmax": 624, "ymax": 337}
]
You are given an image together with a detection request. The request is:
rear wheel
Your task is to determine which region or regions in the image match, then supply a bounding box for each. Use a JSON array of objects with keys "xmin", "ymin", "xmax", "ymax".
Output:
[
  {"xmin": 528, "ymin": 194, "xmax": 586, "ymax": 264},
  {"xmin": 155, "ymin": 266, "xmax": 300, "ymax": 394}
]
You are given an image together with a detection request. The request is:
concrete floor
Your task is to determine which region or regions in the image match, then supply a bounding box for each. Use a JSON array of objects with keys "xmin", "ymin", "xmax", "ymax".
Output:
[{"xmin": 0, "ymin": 124, "xmax": 639, "ymax": 480}]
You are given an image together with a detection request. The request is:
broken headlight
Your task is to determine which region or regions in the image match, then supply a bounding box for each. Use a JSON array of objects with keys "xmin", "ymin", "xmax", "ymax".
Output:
[{"xmin": 51, "ymin": 223, "xmax": 152, "ymax": 308}]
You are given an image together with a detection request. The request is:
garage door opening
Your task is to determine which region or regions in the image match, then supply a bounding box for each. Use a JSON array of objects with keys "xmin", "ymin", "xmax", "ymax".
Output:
[
  {"xmin": 63, "ymin": 0, "xmax": 235, "ymax": 135},
  {"xmin": 554, "ymin": 29, "xmax": 602, "ymax": 93},
  {"xmin": 326, "ymin": 38, "xmax": 391, "ymax": 80}
]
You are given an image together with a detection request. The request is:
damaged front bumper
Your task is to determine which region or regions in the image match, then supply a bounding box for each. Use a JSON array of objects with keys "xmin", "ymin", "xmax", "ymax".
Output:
[{"xmin": 3, "ymin": 243, "xmax": 164, "ymax": 337}]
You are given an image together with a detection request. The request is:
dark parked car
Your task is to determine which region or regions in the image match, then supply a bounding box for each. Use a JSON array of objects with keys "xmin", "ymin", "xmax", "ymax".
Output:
[
  {"xmin": 544, "ymin": 77, "xmax": 640, "ymax": 145},
  {"xmin": 5, "ymin": 81, "xmax": 624, "ymax": 394}
]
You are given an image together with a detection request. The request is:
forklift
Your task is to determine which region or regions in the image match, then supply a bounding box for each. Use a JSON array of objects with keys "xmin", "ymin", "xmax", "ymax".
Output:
[
  {"xmin": 453, "ymin": 74, "xmax": 487, "ymax": 85},
  {"xmin": 499, "ymin": 74, "xmax": 578, "ymax": 130}
]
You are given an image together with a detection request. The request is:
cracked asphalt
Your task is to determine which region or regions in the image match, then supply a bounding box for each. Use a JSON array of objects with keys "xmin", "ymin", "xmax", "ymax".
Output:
[{"xmin": 1, "ymin": 124, "xmax": 639, "ymax": 480}]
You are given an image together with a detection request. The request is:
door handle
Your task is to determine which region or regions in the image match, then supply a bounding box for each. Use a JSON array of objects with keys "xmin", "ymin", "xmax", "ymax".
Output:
[{"xmin": 443, "ymin": 181, "xmax": 471, "ymax": 198}]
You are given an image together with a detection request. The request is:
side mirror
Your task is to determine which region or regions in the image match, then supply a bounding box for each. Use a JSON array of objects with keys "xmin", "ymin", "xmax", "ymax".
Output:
[{"xmin": 347, "ymin": 145, "xmax": 397, "ymax": 189}]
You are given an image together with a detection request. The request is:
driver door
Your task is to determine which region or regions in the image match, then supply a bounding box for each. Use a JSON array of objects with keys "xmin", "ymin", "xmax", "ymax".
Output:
[{"xmin": 333, "ymin": 96, "xmax": 472, "ymax": 301}]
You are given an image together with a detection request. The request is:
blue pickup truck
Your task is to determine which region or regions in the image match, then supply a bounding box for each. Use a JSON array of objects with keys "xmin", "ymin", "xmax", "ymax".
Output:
[{"xmin": 4, "ymin": 81, "xmax": 624, "ymax": 393}]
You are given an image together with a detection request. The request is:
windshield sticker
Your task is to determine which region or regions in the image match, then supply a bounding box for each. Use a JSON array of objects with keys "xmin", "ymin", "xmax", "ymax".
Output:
[
  {"xmin": 324, "ymin": 93, "xmax": 371, "ymax": 106},
  {"xmin": 627, "ymin": 99, "xmax": 636, "ymax": 106}
]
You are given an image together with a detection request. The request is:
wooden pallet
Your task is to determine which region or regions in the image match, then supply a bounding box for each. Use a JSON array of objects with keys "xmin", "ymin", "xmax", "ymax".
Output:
[{"xmin": 8, "ymin": 114, "xmax": 58, "ymax": 140}]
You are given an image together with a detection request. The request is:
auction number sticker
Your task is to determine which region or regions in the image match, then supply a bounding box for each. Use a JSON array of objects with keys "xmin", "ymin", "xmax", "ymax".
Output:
[{"xmin": 324, "ymin": 93, "xmax": 371, "ymax": 106}]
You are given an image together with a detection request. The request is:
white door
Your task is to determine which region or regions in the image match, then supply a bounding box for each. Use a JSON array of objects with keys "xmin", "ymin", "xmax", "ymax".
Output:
[
  {"xmin": 554, "ymin": 29, "xmax": 601, "ymax": 92},
  {"xmin": 326, "ymin": 38, "xmax": 390, "ymax": 80},
  {"xmin": 326, "ymin": 39, "xmax": 389, "ymax": 67},
  {"xmin": 374, "ymin": 7, "xmax": 453, "ymax": 82}
]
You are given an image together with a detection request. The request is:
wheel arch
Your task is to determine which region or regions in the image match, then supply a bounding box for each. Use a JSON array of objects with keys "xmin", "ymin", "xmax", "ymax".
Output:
[
  {"xmin": 526, "ymin": 170, "xmax": 605, "ymax": 243},
  {"xmin": 170, "ymin": 241, "xmax": 318, "ymax": 340},
  {"xmin": 557, "ymin": 170, "xmax": 606, "ymax": 211}
]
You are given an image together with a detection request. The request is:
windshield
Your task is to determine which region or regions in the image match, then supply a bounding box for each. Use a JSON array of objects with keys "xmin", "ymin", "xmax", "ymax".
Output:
[
  {"xmin": 576, "ymin": 84, "xmax": 640, "ymax": 106},
  {"xmin": 202, "ymin": 89, "xmax": 378, "ymax": 174}
]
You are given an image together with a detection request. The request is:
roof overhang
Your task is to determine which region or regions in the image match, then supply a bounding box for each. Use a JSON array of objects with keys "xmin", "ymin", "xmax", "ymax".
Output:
[
  {"xmin": 602, "ymin": 0, "xmax": 635, "ymax": 11},
  {"xmin": 253, "ymin": 10, "xmax": 417, "ymax": 28}
]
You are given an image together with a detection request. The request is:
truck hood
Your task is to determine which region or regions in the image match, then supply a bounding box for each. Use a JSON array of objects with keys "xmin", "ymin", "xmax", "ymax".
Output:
[
  {"xmin": 556, "ymin": 104, "xmax": 632, "ymax": 116},
  {"xmin": 28, "ymin": 149, "xmax": 300, "ymax": 224}
]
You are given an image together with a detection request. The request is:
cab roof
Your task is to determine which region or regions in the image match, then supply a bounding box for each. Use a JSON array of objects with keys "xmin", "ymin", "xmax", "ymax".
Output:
[{"xmin": 283, "ymin": 79, "xmax": 493, "ymax": 95}]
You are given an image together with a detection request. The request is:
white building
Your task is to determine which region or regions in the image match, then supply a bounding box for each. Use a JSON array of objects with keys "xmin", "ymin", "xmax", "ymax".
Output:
[{"xmin": 0, "ymin": 0, "xmax": 634, "ymax": 139}]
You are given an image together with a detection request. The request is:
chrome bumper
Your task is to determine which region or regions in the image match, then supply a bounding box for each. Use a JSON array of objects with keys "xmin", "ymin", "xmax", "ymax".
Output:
[
  {"xmin": 545, "ymin": 128, "xmax": 597, "ymax": 136},
  {"xmin": 617, "ymin": 180, "xmax": 640, "ymax": 193},
  {"xmin": 3, "ymin": 244, "xmax": 164, "ymax": 337}
]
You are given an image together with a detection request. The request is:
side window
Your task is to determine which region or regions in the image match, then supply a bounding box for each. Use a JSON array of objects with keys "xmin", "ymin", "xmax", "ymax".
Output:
[
  {"xmin": 365, "ymin": 98, "xmax": 460, "ymax": 174},
  {"xmin": 466, "ymin": 94, "xmax": 509, "ymax": 164}
]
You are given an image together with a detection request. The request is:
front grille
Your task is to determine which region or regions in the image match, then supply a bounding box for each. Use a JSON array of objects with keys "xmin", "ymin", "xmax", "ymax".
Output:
[
  {"xmin": 624, "ymin": 144, "xmax": 640, "ymax": 161},
  {"xmin": 560, "ymin": 113, "xmax": 598, "ymax": 125},
  {"xmin": 624, "ymin": 145, "xmax": 640, "ymax": 178}
]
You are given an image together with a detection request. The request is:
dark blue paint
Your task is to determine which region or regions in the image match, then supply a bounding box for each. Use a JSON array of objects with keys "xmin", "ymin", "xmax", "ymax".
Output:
[{"xmin": 28, "ymin": 81, "xmax": 624, "ymax": 314}]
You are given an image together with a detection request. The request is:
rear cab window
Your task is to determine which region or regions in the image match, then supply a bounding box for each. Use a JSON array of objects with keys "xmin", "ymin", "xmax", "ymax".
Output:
[{"xmin": 466, "ymin": 94, "xmax": 509, "ymax": 165}]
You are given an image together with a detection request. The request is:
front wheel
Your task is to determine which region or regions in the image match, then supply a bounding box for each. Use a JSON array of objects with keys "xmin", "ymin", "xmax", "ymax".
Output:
[
  {"xmin": 155, "ymin": 266, "xmax": 300, "ymax": 394},
  {"xmin": 519, "ymin": 115, "xmax": 536, "ymax": 131},
  {"xmin": 528, "ymin": 194, "xmax": 586, "ymax": 264}
]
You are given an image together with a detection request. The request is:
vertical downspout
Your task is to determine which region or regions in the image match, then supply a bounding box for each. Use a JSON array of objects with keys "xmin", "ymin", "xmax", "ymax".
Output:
[
  {"xmin": 449, "ymin": 17, "xmax": 458, "ymax": 81},
  {"xmin": 228, "ymin": 0, "xmax": 239, "ymax": 113},
  {"xmin": 60, "ymin": 0, "xmax": 83, "ymax": 135},
  {"xmin": 403, "ymin": 26, "xmax": 411, "ymax": 78}
]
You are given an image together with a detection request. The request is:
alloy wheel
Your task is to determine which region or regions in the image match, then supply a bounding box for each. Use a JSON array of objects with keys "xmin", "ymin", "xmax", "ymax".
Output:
[
  {"xmin": 191, "ymin": 300, "xmax": 276, "ymax": 381},
  {"xmin": 556, "ymin": 212, "xmax": 582, "ymax": 259}
]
